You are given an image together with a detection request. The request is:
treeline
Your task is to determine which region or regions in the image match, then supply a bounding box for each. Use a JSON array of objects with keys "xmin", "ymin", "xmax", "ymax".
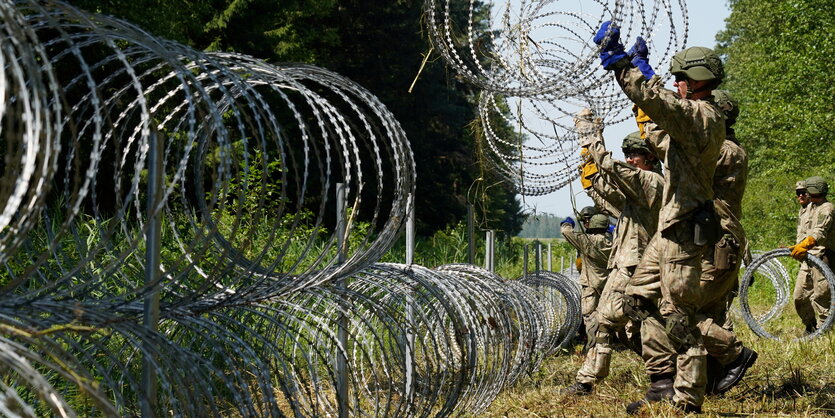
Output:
[
  {"xmin": 518, "ymin": 213, "xmax": 566, "ymax": 239},
  {"xmin": 717, "ymin": 0, "xmax": 834, "ymax": 248},
  {"xmin": 67, "ymin": 0, "xmax": 526, "ymax": 238}
]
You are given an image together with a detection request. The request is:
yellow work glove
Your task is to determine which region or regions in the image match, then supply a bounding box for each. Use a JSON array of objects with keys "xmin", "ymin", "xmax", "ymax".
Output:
[
  {"xmin": 579, "ymin": 148, "xmax": 598, "ymax": 189},
  {"xmin": 575, "ymin": 257, "xmax": 582, "ymax": 273},
  {"xmin": 790, "ymin": 236, "xmax": 817, "ymax": 260},
  {"xmin": 580, "ymin": 162, "xmax": 598, "ymax": 189},
  {"xmin": 633, "ymin": 105, "xmax": 652, "ymax": 139}
]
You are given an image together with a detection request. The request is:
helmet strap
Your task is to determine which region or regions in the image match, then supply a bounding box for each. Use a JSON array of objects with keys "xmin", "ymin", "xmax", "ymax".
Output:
[{"xmin": 687, "ymin": 83, "xmax": 713, "ymax": 99}]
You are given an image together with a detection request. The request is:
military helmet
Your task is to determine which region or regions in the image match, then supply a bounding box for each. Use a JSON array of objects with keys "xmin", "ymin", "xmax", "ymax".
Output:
[
  {"xmin": 579, "ymin": 206, "xmax": 597, "ymax": 220},
  {"xmin": 670, "ymin": 46, "xmax": 724, "ymax": 82},
  {"xmin": 621, "ymin": 131, "xmax": 652, "ymax": 155},
  {"xmin": 712, "ymin": 89, "xmax": 739, "ymax": 124},
  {"xmin": 795, "ymin": 180, "xmax": 807, "ymax": 191},
  {"xmin": 805, "ymin": 176, "xmax": 829, "ymax": 195},
  {"xmin": 588, "ymin": 214, "xmax": 610, "ymax": 231}
]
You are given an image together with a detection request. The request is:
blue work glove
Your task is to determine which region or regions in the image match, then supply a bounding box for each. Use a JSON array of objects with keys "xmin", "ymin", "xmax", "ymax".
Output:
[
  {"xmin": 628, "ymin": 36, "xmax": 655, "ymax": 79},
  {"xmin": 593, "ymin": 21, "xmax": 628, "ymax": 70},
  {"xmin": 560, "ymin": 217, "xmax": 576, "ymax": 228},
  {"xmin": 607, "ymin": 223, "xmax": 616, "ymax": 234}
]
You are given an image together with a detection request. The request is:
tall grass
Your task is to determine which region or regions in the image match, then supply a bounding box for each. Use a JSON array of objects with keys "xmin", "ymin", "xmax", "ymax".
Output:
[{"xmin": 483, "ymin": 268, "xmax": 835, "ymax": 417}]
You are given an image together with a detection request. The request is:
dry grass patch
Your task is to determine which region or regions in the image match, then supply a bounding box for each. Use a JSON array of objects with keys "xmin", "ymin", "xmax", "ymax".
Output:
[{"xmin": 484, "ymin": 319, "xmax": 835, "ymax": 417}]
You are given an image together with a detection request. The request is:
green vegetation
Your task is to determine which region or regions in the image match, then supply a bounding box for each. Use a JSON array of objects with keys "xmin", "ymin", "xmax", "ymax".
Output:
[
  {"xmin": 67, "ymin": 0, "xmax": 526, "ymax": 238},
  {"xmin": 29, "ymin": 0, "xmax": 835, "ymax": 416},
  {"xmin": 717, "ymin": 0, "xmax": 835, "ymax": 250}
]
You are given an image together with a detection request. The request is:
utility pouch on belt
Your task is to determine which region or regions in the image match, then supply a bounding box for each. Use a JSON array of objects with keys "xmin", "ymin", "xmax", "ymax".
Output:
[
  {"xmin": 714, "ymin": 234, "xmax": 738, "ymax": 270},
  {"xmin": 692, "ymin": 201, "xmax": 721, "ymax": 246}
]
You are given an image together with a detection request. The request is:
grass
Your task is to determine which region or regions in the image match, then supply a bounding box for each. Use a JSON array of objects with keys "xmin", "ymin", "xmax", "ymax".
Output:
[{"xmin": 483, "ymin": 306, "xmax": 835, "ymax": 417}]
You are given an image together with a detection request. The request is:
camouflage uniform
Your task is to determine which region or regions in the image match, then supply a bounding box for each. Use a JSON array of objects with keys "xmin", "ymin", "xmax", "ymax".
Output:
[
  {"xmin": 617, "ymin": 65, "xmax": 725, "ymax": 407},
  {"xmin": 794, "ymin": 199, "xmax": 835, "ymax": 328},
  {"xmin": 574, "ymin": 122, "xmax": 663, "ymax": 386},
  {"xmin": 586, "ymin": 171, "xmax": 624, "ymax": 220},
  {"xmin": 561, "ymin": 222, "xmax": 613, "ymax": 340},
  {"xmin": 637, "ymin": 136, "xmax": 750, "ymax": 385},
  {"xmin": 698, "ymin": 137, "xmax": 749, "ymax": 366}
]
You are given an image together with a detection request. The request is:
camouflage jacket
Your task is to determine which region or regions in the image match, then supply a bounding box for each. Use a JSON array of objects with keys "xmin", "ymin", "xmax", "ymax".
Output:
[
  {"xmin": 586, "ymin": 168, "xmax": 624, "ymax": 219},
  {"xmin": 616, "ymin": 67, "xmax": 725, "ymax": 232},
  {"xmin": 803, "ymin": 200, "xmax": 835, "ymax": 255},
  {"xmin": 561, "ymin": 223, "xmax": 613, "ymax": 290},
  {"xmin": 713, "ymin": 138, "xmax": 749, "ymax": 255},
  {"xmin": 797, "ymin": 204, "xmax": 812, "ymax": 243},
  {"xmin": 580, "ymin": 127, "xmax": 663, "ymax": 269},
  {"xmin": 714, "ymin": 139, "xmax": 748, "ymax": 222}
]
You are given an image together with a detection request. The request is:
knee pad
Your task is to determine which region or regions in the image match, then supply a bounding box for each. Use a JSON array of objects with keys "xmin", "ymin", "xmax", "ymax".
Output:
[
  {"xmin": 623, "ymin": 294, "xmax": 651, "ymax": 322},
  {"xmin": 586, "ymin": 317, "xmax": 600, "ymax": 347},
  {"xmin": 665, "ymin": 313, "xmax": 699, "ymax": 353}
]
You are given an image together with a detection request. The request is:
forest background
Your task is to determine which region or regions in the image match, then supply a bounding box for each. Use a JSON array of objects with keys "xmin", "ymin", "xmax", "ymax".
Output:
[{"xmin": 68, "ymin": 0, "xmax": 835, "ymax": 251}]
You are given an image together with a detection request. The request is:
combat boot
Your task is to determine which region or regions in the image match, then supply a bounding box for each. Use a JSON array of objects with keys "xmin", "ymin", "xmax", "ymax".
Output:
[
  {"xmin": 559, "ymin": 382, "xmax": 592, "ymax": 396},
  {"xmin": 714, "ymin": 346, "xmax": 758, "ymax": 394},
  {"xmin": 672, "ymin": 401, "xmax": 702, "ymax": 414},
  {"xmin": 625, "ymin": 374, "xmax": 674, "ymax": 414}
]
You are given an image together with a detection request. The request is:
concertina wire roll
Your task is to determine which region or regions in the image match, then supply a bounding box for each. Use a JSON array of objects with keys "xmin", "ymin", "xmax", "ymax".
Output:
[
  {"xmin": 0, "ymin": 1, "xmax": 584, "ymax": 416},
  {"xmin": 424, "ymin": 0, "xmax": 689, "ymax": 195}
]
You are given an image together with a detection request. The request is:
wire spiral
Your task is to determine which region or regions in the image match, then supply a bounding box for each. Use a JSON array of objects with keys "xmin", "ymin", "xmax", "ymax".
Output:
[
  {"xmin": 0, "ymin": 1, "xmax": 585, "ymax": 416},
  {"xmin": 425, "ymin": 0, "xmax": 689, "ymax": 195},
  {"xmin": 738, "ymin": 249, "xmax": 835, "ymax": 341}
]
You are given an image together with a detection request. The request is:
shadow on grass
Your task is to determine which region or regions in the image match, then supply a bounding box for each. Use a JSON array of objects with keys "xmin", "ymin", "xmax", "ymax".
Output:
[{"xmin": 725, "ymin": 366, "xmax": 835, "ymax": 415}]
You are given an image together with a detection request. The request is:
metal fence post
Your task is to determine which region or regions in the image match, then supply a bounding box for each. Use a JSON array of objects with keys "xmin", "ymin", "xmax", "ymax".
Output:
[
  {"xmin": 547, "ymin": 243, "xmax": 552, "ymax": 271},
  {"xmin": 142, "ymin": 131, "xmax": 163, "ymax": 417},
  {"xmin": 404, "ymin": 194, "xmax": 415, "ymax": 408},
  {"xmin": 523, "ymin": 244, "xmax": 529, "ymax": 278},
  {"xmin": 535, "ymin": 241, "xmax": 542, "ymax": 277},
  {"xmin": 336, "ymin": 183, "xmax": 349, "ymax": 418},
  {"xmin": 467, "ymin": 204, "xmax": 475, "ymax": 265},
  {"xmin": 485, "ymin": 230, "xmax": 495, "ymax": 272}
]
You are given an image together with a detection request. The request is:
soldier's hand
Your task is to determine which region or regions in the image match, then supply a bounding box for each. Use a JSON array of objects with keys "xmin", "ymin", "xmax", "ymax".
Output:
[{"xmin": 574, "ymin": 109, "xmax": 602, "ymax": 147}]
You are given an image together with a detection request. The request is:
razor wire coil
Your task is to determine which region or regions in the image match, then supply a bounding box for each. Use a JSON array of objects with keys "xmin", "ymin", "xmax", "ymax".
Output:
[
  {"xmin": 0, "ymin": 1, "xmax": 587, "ymax": 416},
  {"xmin": 738, "ymin": 248, "xmax": 835, "ymax": 341},
  {"xmin": 425, "ymin": 0, "xmax": 689, "ymax": 195}
]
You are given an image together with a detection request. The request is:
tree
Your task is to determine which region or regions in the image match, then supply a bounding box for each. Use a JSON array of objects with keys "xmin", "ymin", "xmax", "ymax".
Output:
[
  {"xmin": 716, "ymin": 0, "xmax": 835, "ymax": 248},
  {"xmin": 66, "ymin": 0, "xmax": 527, "ymax": 237}
]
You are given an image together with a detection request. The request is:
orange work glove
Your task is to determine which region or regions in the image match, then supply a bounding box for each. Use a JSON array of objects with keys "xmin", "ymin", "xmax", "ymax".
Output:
[
  {"xmin": 575, "ymin": 257, "xmax": 582, "ymax": 273},
  {"xmin": 790, "ymin": 236, "xmax": 817, "ymax": 260}
]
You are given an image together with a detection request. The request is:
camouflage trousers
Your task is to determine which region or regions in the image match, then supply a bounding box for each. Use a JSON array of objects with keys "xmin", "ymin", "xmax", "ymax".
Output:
[
  {"xmin": 576, "ymin": 266, "xmax": 641, "ymax": 385},
  {"xmin": 580, "ymin": 282, "xmax": 603, "ymax": 341},
  {"xmin": 626, "ymin": 222, "xmax": 742, "ymax": 407},
  {"xmin": 794, "ymin": 251, "xmax": 834, "ymax": 329}
]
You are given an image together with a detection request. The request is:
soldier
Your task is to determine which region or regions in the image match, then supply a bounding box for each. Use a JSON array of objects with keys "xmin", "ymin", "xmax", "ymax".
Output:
[
  {"xmin": 630, "ymin": 89, "xmax": 758, "ymax": 404},
  {"xmin": 574, "ymin": 206, "xmax": 600, "ymax": 272},
  {"xmin": 559, "ymin": 124, "xmax": 663, "ymax": 395},
  {"xmin": 791, "ymin": 176, "xmax": 835, "ymax": 333},
  {"xmin": 594, "ymin": 21, "xmax": 726, "ymax": 413},
  {"xmin": 560, "ymin": 212, "xmax": 613, "ymax": 346},
  {"xmin": 579, "ymin": 205, "xmax": 598, "ymax": 223},
  {"xmin": 699, "ymin": 89, "xmax": 758, "ymax": 395}
]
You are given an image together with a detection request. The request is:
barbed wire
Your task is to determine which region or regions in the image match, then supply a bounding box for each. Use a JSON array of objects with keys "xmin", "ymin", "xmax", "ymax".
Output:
[
  {"xmin": 424, "ymin": 0, "xmax": 688, "ymax": 195},
  {"xmin": 738, "ymin": 249, "xmax": 835, "ymax": 341},
  {"xmin": 0, "ymin": 1, "xmax": 585, "ymax": 416}
]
